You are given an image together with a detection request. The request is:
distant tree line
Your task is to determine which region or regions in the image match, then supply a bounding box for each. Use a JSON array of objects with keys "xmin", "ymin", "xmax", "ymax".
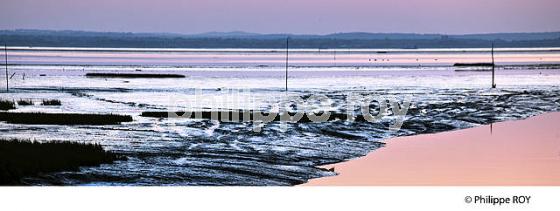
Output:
[{"xmin": 1, "ymin": 32, "xmax": 560, "ymax": 49}]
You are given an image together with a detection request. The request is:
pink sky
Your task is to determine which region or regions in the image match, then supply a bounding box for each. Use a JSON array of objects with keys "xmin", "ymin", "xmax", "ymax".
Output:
[{"xmin": 1, "ymin": 0, "xmax": 560, "ymax": 34}]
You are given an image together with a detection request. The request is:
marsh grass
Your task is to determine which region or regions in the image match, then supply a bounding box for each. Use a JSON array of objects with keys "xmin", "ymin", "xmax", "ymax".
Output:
[
  {"xmin": 0, "ymin": 139, "xmax": 126, "ymax": 185},
  {"xmin": 86, "ymin": 73, "xmax": 185, "ymax": 78},
  {"xmin": 41, "ymin": 99, "xmax": 62, "ymax": 106},
  {"xmin": 141, "ymin": 110, "xmax": 368, "ymax": 123},
  {"xmin": 0, "ymin": 100, "xmax": 16, "ymax": 111},
  {"xmin": 17, "ymin": 99, "xmax": 34, "ymax": 106},
  {"xmin": 0, "ymin": 112, "xmax": 133, "ymax": 125}
]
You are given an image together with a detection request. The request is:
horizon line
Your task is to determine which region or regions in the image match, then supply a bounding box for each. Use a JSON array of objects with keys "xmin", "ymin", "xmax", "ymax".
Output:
[{"xmin": 3, "ymin": 28, "xmax": 560, "ymax": 37}]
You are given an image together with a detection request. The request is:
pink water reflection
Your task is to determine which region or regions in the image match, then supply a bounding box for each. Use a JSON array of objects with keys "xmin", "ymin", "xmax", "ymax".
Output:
[{"xmin": 305, "ymin": 112, "xmax": 560, "ymax": 186}]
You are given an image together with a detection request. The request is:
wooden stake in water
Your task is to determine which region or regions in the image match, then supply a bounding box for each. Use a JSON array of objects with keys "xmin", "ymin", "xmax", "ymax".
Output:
[
  {"xmin": 4, "ymin": 44, "xmax": 8, "ymax": 92},
  {"xmin": 285, "ymin": 37, "xmax": 289, "ymax": 92},
  {"xmin": 491, "ymin": 44, "xmax": 495, "ymax": 87}
]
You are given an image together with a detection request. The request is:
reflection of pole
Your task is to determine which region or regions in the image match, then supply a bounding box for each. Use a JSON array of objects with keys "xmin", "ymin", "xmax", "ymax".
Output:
[
  {"xmin": 285, "ymin": 37, "xmax": 289, "ymax": 92},
  {"xmin": 4, "ymin": 44, "xmax": 8, "ymax": 92},
  {"xmin": 333, "ymin": 49, "xmax": 337, "ymax": 66},
  {"xmin": 491, "ymin": 44, "xmax": 495, "ymax": 86}
]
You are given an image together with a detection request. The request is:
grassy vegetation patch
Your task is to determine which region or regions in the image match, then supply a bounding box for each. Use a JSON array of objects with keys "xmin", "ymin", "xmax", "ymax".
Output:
[
  {"xmin": 0, "ymin": 139, "xmax": 126, "ymax": 185},
  {"xmin": 41, "ymin": 99, "xmax": 62, "ymax": 106},
  {"xmin": 0, "ymin": 112, "xmax": 133, "ymax": 125},
  {"xmin": 17, "ymin": 99, "xmax": 34, "ymax": 106},
  {"xmin": 141, "ymin": 110, "xmax": 367, "ymax": 123},
  {"xmin": 0, "ymin": 100, "xmax": 16, "ymax": 111}
]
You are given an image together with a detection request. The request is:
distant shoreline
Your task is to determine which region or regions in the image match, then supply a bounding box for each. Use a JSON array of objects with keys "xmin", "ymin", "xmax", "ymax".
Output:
[
  {"xmin": 4, "ymin": 46, "xmax": 560, "ymax": 52},
  {"xmin": 2, "ymin": 30, "xmax": 560, "ymax": 49}
]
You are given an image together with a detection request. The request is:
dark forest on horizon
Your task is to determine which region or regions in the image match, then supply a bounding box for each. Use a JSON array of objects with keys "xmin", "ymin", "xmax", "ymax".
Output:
[{"xmin": 2, "ymin": 30, "xmax": 560, "ymax": 49}]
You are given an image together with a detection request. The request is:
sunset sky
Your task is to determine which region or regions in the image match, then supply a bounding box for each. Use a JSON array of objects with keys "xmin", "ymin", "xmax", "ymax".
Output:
[{"xmin": 1, "ymin": 0, "xmax": 560, "ymax": 34}]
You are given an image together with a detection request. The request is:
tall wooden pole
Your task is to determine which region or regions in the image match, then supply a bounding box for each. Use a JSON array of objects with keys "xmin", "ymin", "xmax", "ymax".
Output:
[
  {"xmin": 285, "ymin": 37, "xmax": 289, "ymax": 92},
  {"xmin": 491, "ymin": 43, "xmax": 496, "ymax": 88},
  {"xmin": 4, "ymin": 44, "xmax": 8, "ymax": 92}
]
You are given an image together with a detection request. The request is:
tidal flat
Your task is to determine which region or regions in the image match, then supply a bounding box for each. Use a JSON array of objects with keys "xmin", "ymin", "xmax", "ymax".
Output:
[{"xmin": 1, "ymin": 47, "xmax": 559, "ymax": 185}]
